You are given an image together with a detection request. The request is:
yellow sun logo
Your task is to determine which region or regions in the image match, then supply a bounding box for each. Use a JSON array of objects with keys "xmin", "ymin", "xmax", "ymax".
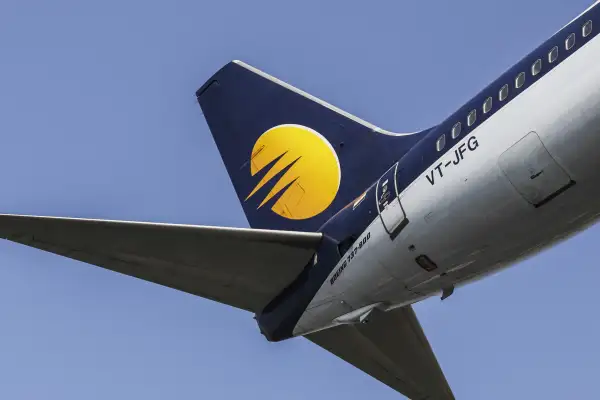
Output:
[{"xmin": 245, "ymin": 124, "xmax": 341, "ymax": 220}]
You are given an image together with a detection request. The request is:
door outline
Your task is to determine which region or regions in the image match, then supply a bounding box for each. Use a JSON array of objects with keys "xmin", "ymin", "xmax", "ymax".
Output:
[
  {"xmin": 376, "ymin": 162, "xmax": 409, "ymax": 239},
  {"xmin": 498, "ymin": 131, "xmax": 575, "ymax": 208}
]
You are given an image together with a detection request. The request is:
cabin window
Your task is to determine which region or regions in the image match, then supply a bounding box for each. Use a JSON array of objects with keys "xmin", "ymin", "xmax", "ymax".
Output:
[
  {"xmin": 515, "ymin": 72, "xmax": 525, "ymax": 89},
  {"xmin": 451, "ymin": 122, "xmax": 462, "ymax": 139},
  {"xmin": 566, "ymin": 33, "xmax": 576, "ymax": 50},
  {"xmin": 467, "ymin": 109, "xmax": 477, "ymax": 127},
  {"xmin": 436, "ymin": 134, "xmax": 446, "ymax": 152},
  {"xmin": 583, "ymin": 20, "xmax": 593, "ymax": 37},
  {"xmin": 548, "ymin": 46, "xmax": 558, "ymax": 63},
  {"xmin": 531, "ymin": 59, "xmax": 542, "ymax": 76},
  {"xmin": 483, "ymin": 97, "xmax": 492, "ymax": 114},
  {"xmin": 499, "ymin": 84, "xmax": 509, "ymax": 101}
]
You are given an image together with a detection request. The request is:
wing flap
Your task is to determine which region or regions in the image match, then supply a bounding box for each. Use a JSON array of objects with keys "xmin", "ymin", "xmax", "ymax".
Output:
[
  {"xmin": 0, "ymin": 214, "xmax": 322, "ymax": 312},
  {"xmin": 306, "ymin": 306, "xmax": 454, "ymax": 400}
]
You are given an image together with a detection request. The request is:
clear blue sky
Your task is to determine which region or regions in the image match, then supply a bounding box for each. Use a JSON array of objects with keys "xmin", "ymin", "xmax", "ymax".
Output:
[{"xmin": 0, "ymin": 0, "xmax": 598, "ymax": 398}]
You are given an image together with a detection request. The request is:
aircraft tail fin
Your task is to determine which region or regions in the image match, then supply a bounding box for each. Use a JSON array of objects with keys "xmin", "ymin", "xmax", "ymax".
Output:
[{"xmin": 196, "ymin": 60, "xmax": 428, "ymax": 232}]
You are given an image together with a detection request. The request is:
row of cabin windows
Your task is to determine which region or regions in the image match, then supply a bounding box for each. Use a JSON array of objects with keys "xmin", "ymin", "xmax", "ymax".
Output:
[{"xmin": 436, "ymin": 20, "xmax": 593, "ymax": 152}]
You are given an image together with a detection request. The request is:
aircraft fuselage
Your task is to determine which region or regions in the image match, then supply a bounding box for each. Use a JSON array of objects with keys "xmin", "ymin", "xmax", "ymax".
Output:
[{"xmin": 270, "ymin": 2, "xmax": 600, "ymax": 338}]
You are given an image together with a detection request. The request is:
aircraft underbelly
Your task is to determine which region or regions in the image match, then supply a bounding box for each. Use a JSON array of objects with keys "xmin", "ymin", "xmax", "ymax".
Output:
[{"xmin": 293, "ymin": 218, "xmax": 416, "ymax": 335}]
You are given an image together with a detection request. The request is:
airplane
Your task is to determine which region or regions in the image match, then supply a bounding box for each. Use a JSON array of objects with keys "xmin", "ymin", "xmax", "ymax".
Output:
[{"xmin": 2, "ymin": 1, "xmax": 600, "ymax": 398}]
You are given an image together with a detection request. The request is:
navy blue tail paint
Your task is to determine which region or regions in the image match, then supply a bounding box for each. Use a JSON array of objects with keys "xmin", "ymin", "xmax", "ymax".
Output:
[
  {"xmin": 256, "ymin": 233, "xmax": 341, "ymax": 342},
  {"xmin": 196, "ymin": 60, "xmax": 430, "ymax": 232}
]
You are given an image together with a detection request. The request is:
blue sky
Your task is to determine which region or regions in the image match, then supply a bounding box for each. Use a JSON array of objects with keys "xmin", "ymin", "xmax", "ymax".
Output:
[{"xmin": 0, "ymin": 0, "xmax": 598, "ymax": 398}]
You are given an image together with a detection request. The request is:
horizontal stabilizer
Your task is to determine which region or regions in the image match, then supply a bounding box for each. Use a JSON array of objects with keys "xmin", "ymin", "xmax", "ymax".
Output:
[
  {"xmin": 0, "ymin": 214, "xmax": 322, "ymax": 312},
  {"xmin": 307, "ymin": 306, "xmax": 454, "ymax": 400}
]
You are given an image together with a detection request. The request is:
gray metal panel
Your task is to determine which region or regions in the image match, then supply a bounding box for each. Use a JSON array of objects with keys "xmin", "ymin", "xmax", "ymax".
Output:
[
  {"xmin": 0, "ymin": 214, "xmax": 322, "ymax": 312},
  {"xmin": 307, "ymin": 306, "xmax": 454, "ymax": 400},
  {"xmin": 499, "ymin": 132, "xmax": 572, "ymax": 206}
]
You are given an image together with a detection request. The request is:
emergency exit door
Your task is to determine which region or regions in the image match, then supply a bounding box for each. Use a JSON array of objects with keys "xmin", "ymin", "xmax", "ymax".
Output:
[
  {"xmin": 499, "ymin": 132, "xmax": 574, "ymax": 207},
  {"xmin": 376, "ymin": 163, "xmax": 408, "ymax": 239}
]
